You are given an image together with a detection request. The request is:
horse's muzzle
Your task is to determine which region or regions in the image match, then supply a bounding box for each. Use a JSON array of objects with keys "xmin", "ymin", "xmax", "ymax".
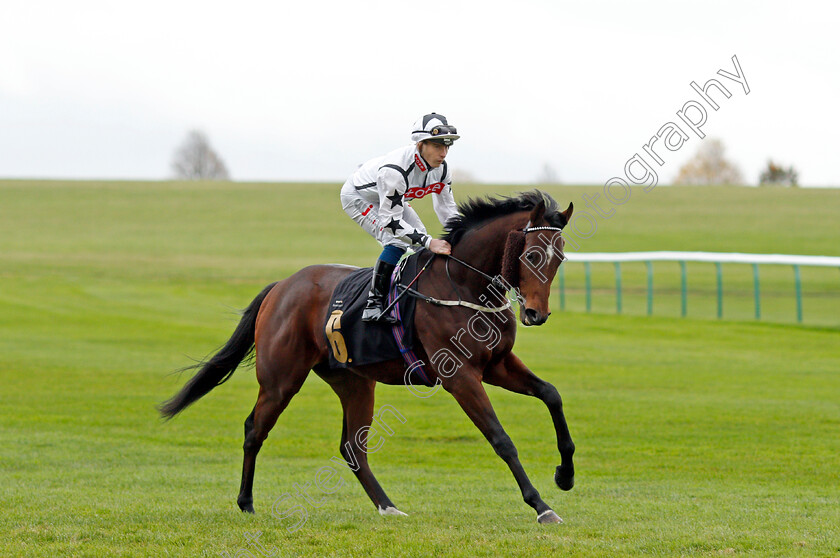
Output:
[{"xmin": 523, "ymin": 308, "xmax": 550, "ymax": 326}]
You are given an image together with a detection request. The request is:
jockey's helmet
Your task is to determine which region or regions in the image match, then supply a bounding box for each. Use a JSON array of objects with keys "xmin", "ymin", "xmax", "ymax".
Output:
[{"xmin": 410, "ymin": 113, "xmax": 460, "ymax": 146}]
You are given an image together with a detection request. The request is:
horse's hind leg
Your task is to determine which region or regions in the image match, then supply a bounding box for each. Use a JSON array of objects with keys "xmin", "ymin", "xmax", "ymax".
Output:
[
  {"xmin": 320, "ymin": 372, "xmax": 405, "ymax": 516},
  {"xmin": 237, "ymin": 361, "xmax": 311, "ymax": 513}
]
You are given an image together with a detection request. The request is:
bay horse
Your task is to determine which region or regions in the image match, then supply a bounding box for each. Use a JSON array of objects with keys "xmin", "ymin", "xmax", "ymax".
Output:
[{"xmin": 160, "ymin": 190, "xmax": 576, "ymax": 524}]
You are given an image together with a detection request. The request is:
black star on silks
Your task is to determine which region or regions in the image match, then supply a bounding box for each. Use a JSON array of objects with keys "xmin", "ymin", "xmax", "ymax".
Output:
[
  {"xmin": 386, "ymin": 191, "xmax": 404, "ymax": 208},
  {"xmin": 384, "ymin": 219, "xmax": 402, "ymax": 234},
  {"xmin": 407, "ymin": 231, "xmax": 427, "ymax": 245}
]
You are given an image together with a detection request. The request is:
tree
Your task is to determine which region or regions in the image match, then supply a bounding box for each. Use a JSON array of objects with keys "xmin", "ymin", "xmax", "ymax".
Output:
[
  {"xmin": 452, "ymin": 168, "xmax": 480, "ymax": 184},
  {"xmin": 171, "ymin": 130, "xmax": 230, "ymax": 180},
  {"xmin": 759, "ymin": 160, "xmax": 798, "ymax": 187},
  {"xmin": 674, "ymin": 139, "xmax": 743, "ymax": 185},
  {"xmin": 536, "ymin": 163, "xmax": 561, "ymax": 185}
]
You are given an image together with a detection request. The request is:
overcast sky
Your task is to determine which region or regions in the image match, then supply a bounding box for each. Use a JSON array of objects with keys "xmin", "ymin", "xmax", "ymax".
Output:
[{"xmin": 2, "ymin": 0, "xmax": 837, "ymax": 186}]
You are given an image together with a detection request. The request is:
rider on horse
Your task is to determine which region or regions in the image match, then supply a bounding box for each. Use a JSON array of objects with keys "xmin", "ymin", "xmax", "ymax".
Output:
[{"xmin": 340, "ymin": 113, "xmax": 461, "ymax": 324}]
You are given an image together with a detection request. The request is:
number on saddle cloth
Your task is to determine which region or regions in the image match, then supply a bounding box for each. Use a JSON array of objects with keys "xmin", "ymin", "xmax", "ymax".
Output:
[{"xmin": 323, "ymin": 254, "xmax": 426, "ymax": 380}]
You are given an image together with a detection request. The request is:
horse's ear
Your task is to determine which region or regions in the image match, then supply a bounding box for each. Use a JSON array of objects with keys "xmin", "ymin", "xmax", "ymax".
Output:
[
  {"xmin": 529, "ymin": 200, "xmax": 546, "ymax": 225},
  {"xmin": 560, "ymin": 202, "xmax": 574, "ymax": 227}
]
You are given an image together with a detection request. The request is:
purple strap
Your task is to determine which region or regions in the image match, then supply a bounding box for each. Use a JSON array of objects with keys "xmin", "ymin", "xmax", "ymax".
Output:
[{"xmin": 387, "ymin": 266, "xmax": 431, "ymax": 385}]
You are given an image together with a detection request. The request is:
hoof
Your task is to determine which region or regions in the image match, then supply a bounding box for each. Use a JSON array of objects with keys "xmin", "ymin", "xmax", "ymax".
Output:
[
  {"xmin": 537, "ymin": 509, "xmax": 563, "ymax": 524},
  {"xmin": 555, "ymin": 465, "xmax": 574, "ymax": 491},
  {"xmin": 378, "ymin": 506, "xmax": 408, "ymax": 517},
  {"xmin": 238, "ymin": 500, "xmax": 255, "ymax": 514}
]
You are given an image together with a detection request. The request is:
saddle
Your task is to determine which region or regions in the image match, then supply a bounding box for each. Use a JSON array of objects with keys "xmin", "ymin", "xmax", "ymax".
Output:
[{"xmin": 323, "ymin": 252, "xmax": 433, "ymax": 385}]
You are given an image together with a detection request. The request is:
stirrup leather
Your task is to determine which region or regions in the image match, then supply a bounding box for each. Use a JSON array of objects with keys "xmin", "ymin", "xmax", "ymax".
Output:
[{"xmin": 361, "ymin": 261, "xmax": 398, "ymax": 324}]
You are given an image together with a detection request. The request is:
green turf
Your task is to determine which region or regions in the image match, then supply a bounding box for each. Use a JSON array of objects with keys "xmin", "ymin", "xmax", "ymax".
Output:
[{"xmin": 1, "ymin": 180, "xmax": 838, "ymax": 557}]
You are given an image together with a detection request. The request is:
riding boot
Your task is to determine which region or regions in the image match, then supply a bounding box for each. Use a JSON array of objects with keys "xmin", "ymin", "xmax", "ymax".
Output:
[{"xmin": 362, "ymin": 260, "xmax": 398, "ymax": 324}]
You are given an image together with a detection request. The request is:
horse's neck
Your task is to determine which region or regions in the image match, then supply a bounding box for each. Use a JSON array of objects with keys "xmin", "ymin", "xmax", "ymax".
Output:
[{"xmin": 451, "ymin": 212, "xmax": 525, "ymax": 288}]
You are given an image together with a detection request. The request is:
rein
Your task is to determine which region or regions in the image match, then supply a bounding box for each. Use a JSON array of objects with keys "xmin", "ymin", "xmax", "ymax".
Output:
[
  {"xmin": 391, "ymin": 253, "xmax": 514, "ymax": 314},
  {"xmin": 446, "ymin": 224, "xmax": 563, "ymax": 289},
  {"xmin": 402, "ymin": 284, "xmax": 513, "ymax": 313},
  {"xmin": 394, "ymin": 225, "xmax": 566, "ymax": 315},
  {"xmin": 446, "ymin": 254, "xmax": 510, "ymax": 293}
]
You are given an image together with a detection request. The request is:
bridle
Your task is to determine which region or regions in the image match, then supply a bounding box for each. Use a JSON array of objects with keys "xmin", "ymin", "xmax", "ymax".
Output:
[
  {"xmin": 393, "ymin": 224, "xmax": 565, "ymax": 314},
  {"xmin": 522, "ymin": 225, "xmax": 565, "ymax": 235},
  {"xmin": 520, "ymin": 225, "xmax": 567, "ymax": 264}
]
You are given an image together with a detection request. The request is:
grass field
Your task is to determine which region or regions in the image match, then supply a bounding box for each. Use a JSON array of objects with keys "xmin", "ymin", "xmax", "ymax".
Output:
[{"xmin": 1, "ymin": 180, "xmax": 839, "ymax": 557}]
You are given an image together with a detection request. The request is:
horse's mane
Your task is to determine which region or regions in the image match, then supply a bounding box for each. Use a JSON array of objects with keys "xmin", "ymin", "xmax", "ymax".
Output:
[{"xmin": 441, "ymin": 190, "xmax": 568, "ymax": 247}]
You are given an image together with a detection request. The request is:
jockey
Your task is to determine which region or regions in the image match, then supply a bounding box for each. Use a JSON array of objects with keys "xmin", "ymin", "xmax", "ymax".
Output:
[{"xmin": 340, "ymin": 113, "xmax": 460, "ymax": 323}]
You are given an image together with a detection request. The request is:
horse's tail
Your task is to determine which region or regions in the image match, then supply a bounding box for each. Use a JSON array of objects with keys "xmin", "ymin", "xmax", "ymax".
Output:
[{"xmin": 158, "ymin": 282, "xmax": 278, "ymax": 419}]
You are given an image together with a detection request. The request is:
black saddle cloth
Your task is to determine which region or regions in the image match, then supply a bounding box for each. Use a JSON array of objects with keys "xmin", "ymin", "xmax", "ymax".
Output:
[{"xmin": 324, "ymin": 252, "xmax": 426, "ymax": 370}]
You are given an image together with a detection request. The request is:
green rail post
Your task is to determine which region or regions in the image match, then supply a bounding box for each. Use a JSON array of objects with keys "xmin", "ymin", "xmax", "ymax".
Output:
[
  {"xmin": 645, "ymin": 261, "xmax": 653, "ymax": 316},
  {"xmin": 793, "ymin": 264, "xmax": 802, "ymax": 323},
  {"xmin": 715, "ymin": 262, "xmax": 723, "ymax": 319},
  {"xmin": 558, "ymin": 264, "xmax": 565, "ymax": 311},
  {"xmin": 614, "ymin": 262, "xmax": 622, "ymax": 314},
  {"xmin": 584, "ymin": 262, "xmax": 592, "ymax": 313},
  {"xmin": 752, "ymin": 263, "xmax": 761, "ymax": 320},
  {"xmin": 679, "ymin": 261, "xmax": 687, "ymax": 318}
]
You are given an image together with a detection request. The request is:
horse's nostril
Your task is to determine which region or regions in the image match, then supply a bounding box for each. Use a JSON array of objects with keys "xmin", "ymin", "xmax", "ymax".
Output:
[{"xmin": 524, "ymin": 308, "xmax": 548, "ymax": 325}]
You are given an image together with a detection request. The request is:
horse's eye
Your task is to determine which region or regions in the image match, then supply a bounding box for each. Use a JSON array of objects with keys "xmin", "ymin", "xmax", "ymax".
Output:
[{"xmin": 526, "ymin": 251, "xmax": 539, "ymax": 264}]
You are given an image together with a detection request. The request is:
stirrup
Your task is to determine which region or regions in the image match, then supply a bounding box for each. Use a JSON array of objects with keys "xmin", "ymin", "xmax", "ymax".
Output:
[{"xmin": 362, "ymin": 303, "xmax": 398, "ymax": 324}]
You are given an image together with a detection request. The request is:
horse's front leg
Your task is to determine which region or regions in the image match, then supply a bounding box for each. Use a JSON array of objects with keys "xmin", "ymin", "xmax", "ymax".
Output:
[
  {"xmin": 443, "ymin": 371, "xmax": 563, "ymax": 524},
  {"xmin": 485, "ymin": 352, "xmax": 575, "ymax": 491}
]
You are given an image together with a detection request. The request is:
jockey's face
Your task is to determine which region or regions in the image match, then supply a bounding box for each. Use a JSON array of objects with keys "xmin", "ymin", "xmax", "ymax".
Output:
[{"xmin": 418, "ymin": 141, "xmax": 449, "ymax": 168}]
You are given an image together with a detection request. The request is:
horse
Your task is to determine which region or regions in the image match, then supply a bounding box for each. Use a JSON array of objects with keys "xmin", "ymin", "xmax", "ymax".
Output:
[{"xmin": 159, "ymin": 190, "xmax": 576, "ymax": 524}]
